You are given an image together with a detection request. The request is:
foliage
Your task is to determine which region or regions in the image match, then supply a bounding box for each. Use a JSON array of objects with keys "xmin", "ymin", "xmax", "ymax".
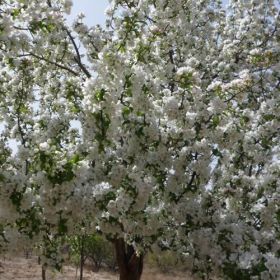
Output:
[
  {"xmin": 68, "ymin": 233, "xmax": 116, "ymax": 272},
  {"xmin": 146, "ymin": 250, "xmax": 185, "ymax": 274}
]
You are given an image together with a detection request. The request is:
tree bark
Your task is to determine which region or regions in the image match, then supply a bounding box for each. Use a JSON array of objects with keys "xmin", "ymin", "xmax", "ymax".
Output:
[
  {"xmin": 114, "ymin": 238, "xmax": 144, "ymax": 280},
  {"xmin": 41, "ymin": 265, "xmax": 46, "ymax": 280},
  {"xmin": 80, "ymin": 236, "xmax": 85, "ymax": 280}
]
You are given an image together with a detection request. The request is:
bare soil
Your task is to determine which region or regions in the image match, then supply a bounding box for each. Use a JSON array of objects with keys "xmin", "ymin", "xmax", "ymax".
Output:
[{"xmin": 0, "ymin": 256, "xmax": 190, "ymax": 280}]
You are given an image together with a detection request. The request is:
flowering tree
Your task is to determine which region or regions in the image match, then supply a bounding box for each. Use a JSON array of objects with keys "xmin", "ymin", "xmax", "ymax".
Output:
[{"xmin": 0, "ymin": 0, "xmax": 280, "ymax": 279}]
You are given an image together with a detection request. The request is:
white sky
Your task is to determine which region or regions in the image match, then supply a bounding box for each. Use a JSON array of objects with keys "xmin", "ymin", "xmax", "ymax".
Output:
[{"xmin": 70, "ymin": 0, "xmax": 109, "ymax": 26}]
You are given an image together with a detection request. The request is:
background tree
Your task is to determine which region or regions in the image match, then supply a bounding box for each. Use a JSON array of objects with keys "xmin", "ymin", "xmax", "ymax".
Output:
[{"xmin": 0, "ymin": 0, "xmax": 279, "ymax": 279}]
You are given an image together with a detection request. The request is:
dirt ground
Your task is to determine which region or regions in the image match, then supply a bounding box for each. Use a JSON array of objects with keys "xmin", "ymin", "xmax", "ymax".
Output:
[{"xmin": 0, "ymin": 256, "xmax": 190, "ymax": 280}]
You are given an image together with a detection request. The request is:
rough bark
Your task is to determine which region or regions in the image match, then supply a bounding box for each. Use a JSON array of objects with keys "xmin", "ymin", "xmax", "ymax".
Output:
[{"xmin": 114, "ymin": 238, "xmax": 143, "ymax": 280}]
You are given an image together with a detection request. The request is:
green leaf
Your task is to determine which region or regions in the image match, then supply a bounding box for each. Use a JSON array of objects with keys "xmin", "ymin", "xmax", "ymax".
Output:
[
  {"xmin": 178, "ymin": 73, "xmax": 193, "ymax": 89},
  {"xmin": 58, "ymin": 217, "xmax": 68, "ymax": 235},
  {"xmin": 122, "ymin": 106, "xmax": 133, "ymax": 118},
  {"xmin": 263, "ymin": 114, "xmax": 274, "ymax": 121},
  {"xmin": 69, "ymin": 154, "xmax": 80, "ymax": 164},
  {"xmin": 10, "ymin": 190, "xmax": 23, "ymax": 208},
  {"xmin": 211, "ymin": 115, "xmax": 220, "ymax": 128},
  {"xmin": 223, "ymin": 262, "xmax": 250, "ymax": 280},
  {"xmin": 212, "ymin": 148, "xmax": 222, "ymax": 157},
  {"xmin": 0, "ymin": 174, "xmax": 5, "ymax": 182},
  {"xmin": 95, "ymin": 89, "xmax": 106, "ymax": 102},
  {"xmin": 276, "ymin": 210, "xmax": 280, "ymax": 224},
  {"xmin": 11, "ymin": 9, "xmax": 21, "ymax": 19}
]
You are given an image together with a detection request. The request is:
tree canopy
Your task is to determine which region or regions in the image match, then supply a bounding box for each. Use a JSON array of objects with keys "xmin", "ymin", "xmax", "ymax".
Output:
[{"xmin": 0, "ymin": 0, "xmax": 280, "ymax": 279}]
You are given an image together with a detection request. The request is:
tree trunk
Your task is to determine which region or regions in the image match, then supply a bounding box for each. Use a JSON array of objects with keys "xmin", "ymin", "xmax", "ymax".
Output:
[
  {"xmin": 114, "ymin": 238, "xmax": 143, "ymax": 280},
  {"xmin": 80, "ymin": 236, "xmax": 85, "ymax": 280},
  {"xmin": 42, "ymin": 265, "xmax": 47, "ymax": 280}
]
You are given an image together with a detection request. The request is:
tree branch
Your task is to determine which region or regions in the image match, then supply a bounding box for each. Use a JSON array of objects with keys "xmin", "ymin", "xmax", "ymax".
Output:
[
  {"xmin": 64, "ymin": 29, "xmax": 92, "ymax": 78},
  {"xmin": 26, "ymin": 52, "xmax": 79, "ymax": 76}
]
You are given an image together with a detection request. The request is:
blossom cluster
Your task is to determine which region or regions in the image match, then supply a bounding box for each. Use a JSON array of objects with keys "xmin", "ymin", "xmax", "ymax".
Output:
[{"xmin": 0, "ymin": 0, "xmax": 279, "ymax": 278}]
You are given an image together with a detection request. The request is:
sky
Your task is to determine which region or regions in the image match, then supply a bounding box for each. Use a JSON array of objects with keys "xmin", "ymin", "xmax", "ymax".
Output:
[
  {"xmin": 70, "ymin": 0, "xmax": 109, "ymax": 26},
  {"xmin": 69, "ymin": 0, "xmax": 230, "ymax": 26}
]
